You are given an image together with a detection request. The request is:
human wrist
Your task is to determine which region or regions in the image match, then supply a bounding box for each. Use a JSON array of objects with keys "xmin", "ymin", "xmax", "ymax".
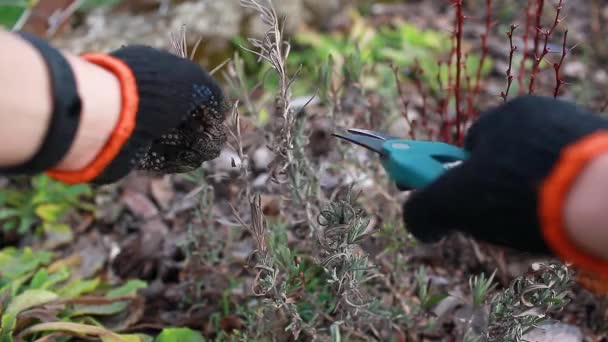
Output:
[
  {"xmin": 0, "ymin": 30, "xmax": 121, "ymax": 174},
  {"xmin": 52, "ymin": 53, "xmax": 121, "ymax": 171},
  {"xmin": 0, "ymin": 30, "xmax": 52, "ymax": 167}
]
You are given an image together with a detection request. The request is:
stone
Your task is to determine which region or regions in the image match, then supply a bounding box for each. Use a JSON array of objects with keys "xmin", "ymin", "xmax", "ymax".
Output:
[
  {"xmin": 252, "ymin": 146, "xmax": 274, "ymax": 171},
  {"xmin": 563, "ymin": 61, "xmax": 587, "ymax": 79},
  {"xmin": 522, "ymin": 323, "xmax": 583, "ymax": 342}
]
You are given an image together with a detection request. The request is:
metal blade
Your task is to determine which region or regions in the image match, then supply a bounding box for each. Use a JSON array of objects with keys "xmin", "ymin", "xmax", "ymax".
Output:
[
  {"xmin": 332, "ymin": 131, "xmax": 387, "ymax": 156},
  {"xmin": 346, "ymin": 128, "xmax": 400, "ymax": 141}
]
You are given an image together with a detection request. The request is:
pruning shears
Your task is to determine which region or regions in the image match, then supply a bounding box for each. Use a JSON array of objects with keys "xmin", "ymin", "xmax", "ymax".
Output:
[{"xmin": 332, "ymin": 128, "xmax": 470, "ymax": 190}]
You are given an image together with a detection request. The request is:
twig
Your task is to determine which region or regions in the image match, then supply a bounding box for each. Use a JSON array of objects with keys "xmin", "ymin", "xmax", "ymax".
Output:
[
  {"xmin": 46, "ymin": 0, "xmax": 88, "ymax": 38},
  {"xmin": 472, "ymin": 0, "xmax": 492, "ymax": 103},
  {"xmin": 501, "ymin": 25, "xmax": 518, "ymax": 102},
  {"xmin": 452, "ymin": 0, "xmax": 465, "ymax": 145},
  {"xmin": 553, "ymin": 29, "xmax": 568, "ymax": 97},
  {"xmin": 518, "ymin": 0, "xmax": 534, "ymax": 94},
  {"xmin": 529, "ymin": 0, "xmax": 563, "ymax": 94},
  {"xmin": 532, "ymin": 0, "xmax": 545, "ymax": 59}
]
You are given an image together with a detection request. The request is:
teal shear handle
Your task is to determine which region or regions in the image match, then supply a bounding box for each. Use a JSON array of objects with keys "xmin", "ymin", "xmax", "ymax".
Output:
[{"xmin": 332, "ymin": 128, "xmax": 470, "ymax": 189}]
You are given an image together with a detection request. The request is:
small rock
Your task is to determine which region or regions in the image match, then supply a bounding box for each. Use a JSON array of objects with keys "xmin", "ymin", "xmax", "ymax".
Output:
[
  {"xmin": 212, "ymin": 148, "xmax": 242, "ymax": 172},
  {"xmin": 252, "ymin": 146, "xmax": 274, "ymax": 171},
  {"xmin": 388, "ymin": 115, "xmax": 413, "ymax": 138},
  {"xmin": 593, "ymin": 69, "xmax": 608, "ymax": 85},
  {"xmin": 347, "ymin": 173, "xmax": 375, "ymax": 192},
  {"xmin": 318, "ymin": 162, "xmax": 340, "ymax": 189},
  {"xmin": 432, "ymin": 295, "xmax": 462, "ymax": 320},
  {"xmin": 252, "ymin": 173, "xmax": 269, "ymax": 188},
  {"xmin": 563, "ymin": 61, "xmax": 586, "ymax": 79},
  {"xmin": 453, "ymin": 304, "xmax": 489, "ymax": 337},
  {"xmin": 522, "ymin": 323, "xmax": 583, "ymax": 342}
]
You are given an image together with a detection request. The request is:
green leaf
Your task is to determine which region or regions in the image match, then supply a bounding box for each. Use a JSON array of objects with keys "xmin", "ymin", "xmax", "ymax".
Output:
[
  {"xmin": 77, "ymin": 0, "xmax": 122, "ymax": 11},
  {"xmin": 57, "ymin": 277, "xmax": 100, "ymax": 298},
  {"xmin": 42, "ymin": 222, "xmax": 73, "ymax": 249},
  {"xmin": 0, "ymin": 312, "xmax": 17, "ymax": 342},
  {"xmin": 155, "ymin": 327, "xmax": 205, "ymax": 342},
  {"xmin": 0, "ymin": 5, "xmax": 24, "ymax": 30},
  {"xmin": 103, "ymin": 334, "xmax": 154, "ymax": 342},
  {"xmin": 35, "ymin": 203, "xmax": 67, "ymax": 222},
  {"xmin": 19, "ymin": 321, "xmax": 139, "ymax": 341},
  {"xmin": 29, "ymin": 266, "xmax": 70, "ymax": 290},
  {"xmin": 71, "ymin": 301, "xmax": 129, "ymax": 316},
  {"xmin": 0, "ymin": 271, "xmax": 33, "ymax": 298},
  {"xmin": 0, "ymin": 209, "xmax": 19, "ymax": 221},
  {"xmin": 16, "ymin": 215, "xmax": 35, "ymax": 234},
  {"xmin": 0, "ymin": 247, "xmax": 52, "ymax": 281},
  {"xmin": 28, "ymin": 269, "xmax": 49, "ymax": 289},
  {"xmin": 5, "ymin": 289, "xmax": 58, "ymax": 315},
  {"xmin": 72, "ymin": 279, "xmax": 148, "ymax": 316},
  {"xmin": 107, "ymin": 280, "xmax": 147, "ymax": 297}
]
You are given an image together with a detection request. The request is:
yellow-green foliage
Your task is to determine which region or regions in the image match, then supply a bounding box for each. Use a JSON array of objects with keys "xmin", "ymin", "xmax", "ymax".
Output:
[
  {"xmin": 0, "ymin": 246, "xmax": 205, "ymax": 342},
  {"xmin": 0, "ymin": 175, "xmax": 93, "ymax": 237}
]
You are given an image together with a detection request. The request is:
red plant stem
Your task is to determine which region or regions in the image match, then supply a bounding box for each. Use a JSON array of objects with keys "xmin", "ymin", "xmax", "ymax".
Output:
[
  {"xmin": 529, "ymin": 0, "xmax": 563, "ymax": 94},
  {"xmin": 501, "ymin": 25, "xmax": 518, "ymax": 102},
  {"xmin": 473, "ymin": 0, "xmax": 492, "ymax": 101},
  {"xmin": 453, "ymin": 0, "xmax": 464, "ymax": 145},
  {"xmin": 532, "ymin": 0, "xmax": 545, "ymax": 58},
  {"xmin": 518, "ymin": 0, "xmax": 533, "ymax": 94},
  {"xmin": 553, "ymin": 30, "xmax": 568, "ymax": 97}
]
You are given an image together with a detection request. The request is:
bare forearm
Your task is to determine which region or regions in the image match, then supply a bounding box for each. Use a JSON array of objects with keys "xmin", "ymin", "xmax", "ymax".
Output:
[
  {"xmin": 0, "ymin": 29, "xmax": 52, "ymax": 166},
  {"xmin": 0, "ymin": 28, "xmax": 121, "ymax": 171}
]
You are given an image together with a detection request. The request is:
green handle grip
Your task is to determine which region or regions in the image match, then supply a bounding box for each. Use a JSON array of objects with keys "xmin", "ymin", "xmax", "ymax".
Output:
[{"xmin": 381, "ymin": 139, "xmax": 470, "ymax": 189}]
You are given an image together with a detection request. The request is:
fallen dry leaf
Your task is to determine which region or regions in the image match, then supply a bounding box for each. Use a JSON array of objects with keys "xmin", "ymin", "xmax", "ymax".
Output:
[
  {"xmin": 121, "ymin": 189, "xmax": 159, "ymax": 219},
  {"xmin": 150, "ymin": 176, "xmax": 175, "ymax": 210},
  {"xmin": 260, "ymin": 194, "xmax": 281, "ymax": 217}
]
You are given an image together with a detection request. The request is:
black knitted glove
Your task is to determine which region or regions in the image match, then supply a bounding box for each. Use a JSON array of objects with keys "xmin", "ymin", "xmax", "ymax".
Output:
[
  {"xmin": 90, "ymin": 45, "xmax": 227, "ymax": 184},
  {"xmin": 25, "ymin": 43, "xmax": 229, "ymax": 185},
  {"xmin": 402, "ymin": 95, "xmax": 608, "ymax": 255}
]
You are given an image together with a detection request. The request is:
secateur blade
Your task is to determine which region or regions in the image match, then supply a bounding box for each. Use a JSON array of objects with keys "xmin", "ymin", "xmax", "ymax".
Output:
[{"xmin": 331, "ymin": 128, "xmax": 399, "ymax": 156}]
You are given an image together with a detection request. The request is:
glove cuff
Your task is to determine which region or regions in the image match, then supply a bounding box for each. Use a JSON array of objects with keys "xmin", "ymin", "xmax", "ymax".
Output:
[
  {"xmin": 46, "ymin": 53, "xmax": 138, "ymax": 184},
  {"xmin": 540, "ymin": 131, "xmax": 608, "ymax": 284}
]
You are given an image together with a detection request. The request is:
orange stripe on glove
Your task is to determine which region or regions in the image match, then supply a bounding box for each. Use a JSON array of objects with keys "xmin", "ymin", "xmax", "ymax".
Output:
[
  {"xmin": 46, "ymin": 53, "xmax": 138, "ymax": 184},
  {"xmin": 540, "ymin": 131, "xmax": 608, "ymax": 293}
]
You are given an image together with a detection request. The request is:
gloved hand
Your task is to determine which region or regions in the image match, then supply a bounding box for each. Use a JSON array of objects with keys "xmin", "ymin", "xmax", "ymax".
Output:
[
  {"xmin": 402, "ymin": 95, "xmax": 608, "ymax": 273},
  {"xmin": 46, "ymin": 44, "xmax": 227, "ymax": 185}
]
